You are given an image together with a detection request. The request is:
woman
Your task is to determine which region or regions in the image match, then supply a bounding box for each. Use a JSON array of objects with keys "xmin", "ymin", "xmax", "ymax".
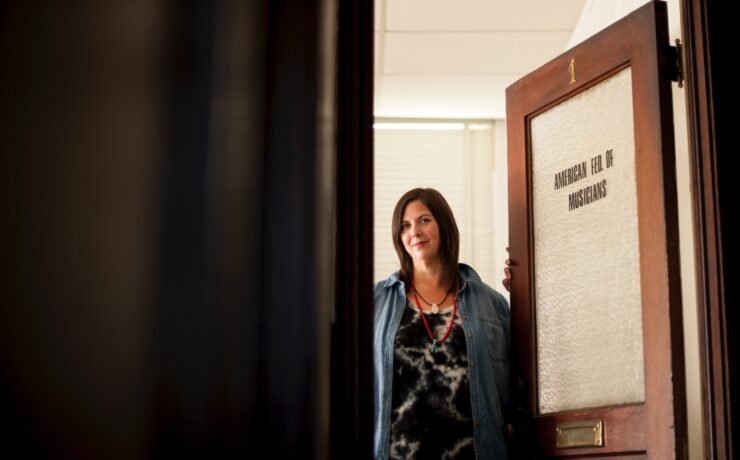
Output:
[{"xmin": 374, "ymin": 188, "xmax": 510, "ymax": 459}]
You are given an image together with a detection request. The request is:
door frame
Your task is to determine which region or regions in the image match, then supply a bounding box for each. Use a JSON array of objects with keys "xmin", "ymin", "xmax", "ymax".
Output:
[{"xmin": 680, "ymin": 0, "xmax": 735, "ymax": 458}]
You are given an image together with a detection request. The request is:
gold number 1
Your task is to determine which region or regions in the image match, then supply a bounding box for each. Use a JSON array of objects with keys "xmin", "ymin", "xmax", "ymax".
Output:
[{"xmin": 569, "ymin": 58, "xmax": 576, "ymax": 84}]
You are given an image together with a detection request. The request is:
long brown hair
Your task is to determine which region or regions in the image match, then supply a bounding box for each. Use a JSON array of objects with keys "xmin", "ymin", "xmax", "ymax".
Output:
[{"xmin": 391, "ymin": 188, "xmax": 460, "ymax": 291}]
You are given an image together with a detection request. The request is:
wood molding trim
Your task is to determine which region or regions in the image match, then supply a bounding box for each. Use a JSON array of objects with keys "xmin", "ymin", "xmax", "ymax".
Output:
[
  {"xmin": 331, "ymin": 0, "xmax": 374, "ymax": 458},
  {"xmin": 680, "ymin": 0, "xmax": 733, "ymax": 458}
]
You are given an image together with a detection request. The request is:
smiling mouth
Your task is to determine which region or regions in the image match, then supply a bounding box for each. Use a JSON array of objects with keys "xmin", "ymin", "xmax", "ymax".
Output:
[{"xmin": 412, "ymin": 241, "xmax": 428, "ymax": 248}]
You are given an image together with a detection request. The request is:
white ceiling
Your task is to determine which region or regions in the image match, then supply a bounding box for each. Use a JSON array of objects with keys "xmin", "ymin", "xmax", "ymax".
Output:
[{"xmin": 374, "ymin": 0, "xmax": 588, "ymax": 119}]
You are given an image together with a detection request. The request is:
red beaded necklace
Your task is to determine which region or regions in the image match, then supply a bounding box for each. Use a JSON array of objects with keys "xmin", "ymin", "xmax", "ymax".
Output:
[{"xmin": 411, "ymin": 284, "xmax": 458, "ymax": 353}]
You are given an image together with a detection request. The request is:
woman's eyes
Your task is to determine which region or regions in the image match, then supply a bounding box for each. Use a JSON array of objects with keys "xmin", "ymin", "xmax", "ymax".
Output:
[{"xmin": 401, "ymin": 217, "xmax": 432, "ymax": 230}]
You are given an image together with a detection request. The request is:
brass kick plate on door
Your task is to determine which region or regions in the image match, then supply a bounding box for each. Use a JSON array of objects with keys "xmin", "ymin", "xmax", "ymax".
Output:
[{"xmin": 555, "ymin": 420, "xmax": 604, "ymax": 448}]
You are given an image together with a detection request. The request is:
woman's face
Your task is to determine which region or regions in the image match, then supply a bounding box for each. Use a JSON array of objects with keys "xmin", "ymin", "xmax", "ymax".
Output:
[{"xmin": 400, "ymin": 200, "xmax": 441, "ymax": 265}]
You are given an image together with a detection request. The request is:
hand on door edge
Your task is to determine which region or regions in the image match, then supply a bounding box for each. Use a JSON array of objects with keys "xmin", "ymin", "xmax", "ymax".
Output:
[{"xmin": 502, "ymin": 246, "xmax": 512, "ymax": 292}]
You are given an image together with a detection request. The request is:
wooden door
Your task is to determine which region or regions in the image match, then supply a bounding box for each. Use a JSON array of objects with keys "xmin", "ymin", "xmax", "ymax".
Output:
[{"xmin": 505, "ymin": 2, "xmax": 686, "ymax": 458}]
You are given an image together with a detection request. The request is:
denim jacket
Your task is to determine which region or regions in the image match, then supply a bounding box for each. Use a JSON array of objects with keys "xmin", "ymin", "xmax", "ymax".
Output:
[{"xmin": 373, "ymin": 264, "xmax": 510, "ymax": 459}]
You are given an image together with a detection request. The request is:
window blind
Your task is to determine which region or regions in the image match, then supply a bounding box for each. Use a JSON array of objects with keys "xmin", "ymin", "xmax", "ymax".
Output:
[{"xmin": 374, "ymin": 121, "xmax": 499, "ymax": 288}]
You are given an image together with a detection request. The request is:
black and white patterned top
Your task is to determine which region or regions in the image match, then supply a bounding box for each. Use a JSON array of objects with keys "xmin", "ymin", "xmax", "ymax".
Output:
[{"xmin": 389, "ymin": 300, "xmax": 474, "ymax": 459}]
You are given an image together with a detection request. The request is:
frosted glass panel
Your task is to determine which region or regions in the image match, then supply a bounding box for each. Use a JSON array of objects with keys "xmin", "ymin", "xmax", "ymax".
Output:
[{"xmin": 531, "ymin": 68, "xmax": 645, "ymax": 414}]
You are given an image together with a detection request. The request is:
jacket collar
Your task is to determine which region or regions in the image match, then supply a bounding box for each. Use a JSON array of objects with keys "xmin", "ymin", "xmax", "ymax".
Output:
[{"xmin": 383, "ymin": 263, "xmax": 481, "ymax": 288}]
